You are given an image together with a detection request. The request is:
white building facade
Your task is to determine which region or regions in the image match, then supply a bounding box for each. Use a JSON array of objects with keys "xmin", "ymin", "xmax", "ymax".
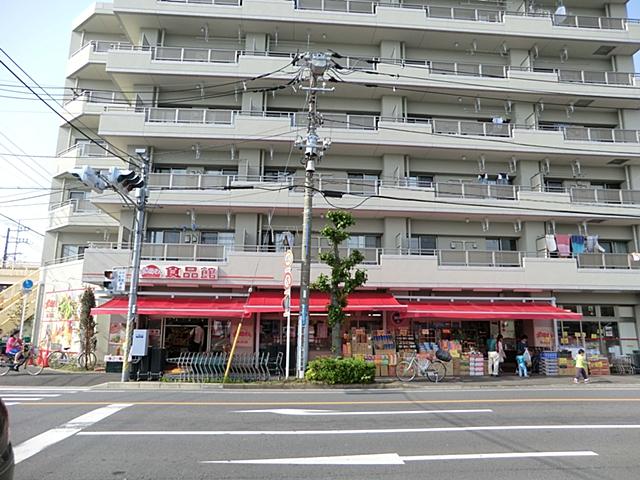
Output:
[{"xmin": 39, "ymin": 0, "xmax": 640, "ymax": 369}]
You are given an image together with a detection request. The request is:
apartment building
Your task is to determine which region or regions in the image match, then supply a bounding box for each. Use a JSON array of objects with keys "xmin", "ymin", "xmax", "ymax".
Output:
[{"xmin": 38, "ymin": 0, "xmax": 640, "ymax": 370}]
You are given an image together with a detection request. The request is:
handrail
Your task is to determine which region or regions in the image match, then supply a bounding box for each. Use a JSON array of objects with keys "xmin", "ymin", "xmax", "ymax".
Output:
[{"xmin": 157, "ymin": 0, "xmax": 241, "ymax": 5}]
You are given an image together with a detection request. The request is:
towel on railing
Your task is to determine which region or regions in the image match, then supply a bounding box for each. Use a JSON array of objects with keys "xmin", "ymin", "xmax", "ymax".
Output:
[
  {"xmin": 545, "ymin": 234, "xmax": 557, "ymax": 252},
  {"xmin": 586, "ymin": 235, "xmax": 605, "ymax": 253},
  {"xmin": 556, "ymin": 234, "xmax": 571, "ymax": 257},
  {"xmin": 631, "ymin": 252, "xmax": 640, "ymax": 262},
  {"xmin": 570, "ymin": 235, "xmax": 586, "ymax": 254}
]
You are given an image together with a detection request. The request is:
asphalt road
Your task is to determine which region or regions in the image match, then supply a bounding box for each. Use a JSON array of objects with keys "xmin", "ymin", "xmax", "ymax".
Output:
[{"xmin": 5, "ymin": 383, "xmax": 640, "ymax": 480}]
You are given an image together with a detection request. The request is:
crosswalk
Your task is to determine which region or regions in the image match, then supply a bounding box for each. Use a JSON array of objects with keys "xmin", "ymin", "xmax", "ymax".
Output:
[{"xmin": 0, "ymin": 387, "xmax": 89, "ymax": 406}]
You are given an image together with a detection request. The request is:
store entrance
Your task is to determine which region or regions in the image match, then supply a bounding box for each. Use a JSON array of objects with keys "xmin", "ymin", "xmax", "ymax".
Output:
[{"xmin": 164, "ymin": 318, "xmax": 208, "ymax": 358}]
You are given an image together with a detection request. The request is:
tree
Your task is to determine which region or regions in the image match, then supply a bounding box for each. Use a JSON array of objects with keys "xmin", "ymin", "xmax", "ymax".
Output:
[
  {"xmin": 79, "ymin": 287, "xmax": 97, "ymax": 370},
  {"xmin": 311, "ymin": 210, "xmax": 368, "ymax": 355}
]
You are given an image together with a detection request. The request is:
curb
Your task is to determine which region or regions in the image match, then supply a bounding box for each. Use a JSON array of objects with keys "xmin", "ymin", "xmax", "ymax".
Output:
[{"xmin": 89, "ymin": 377, "xmax": 640, "ymax": 391}]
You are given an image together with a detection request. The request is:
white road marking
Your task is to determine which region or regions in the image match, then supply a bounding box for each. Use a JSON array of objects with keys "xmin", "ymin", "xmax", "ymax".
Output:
[
  {"xmin": 13, "ymin": 403, "xmax": 132, "ymax": 464},
  {"xmin": 0, "ymin": 387, "xmax": 88, "ymax": 392},
  {"xmin": 203, "ymin": 451, "xmax": 598, "ymax": 465},
  {"xmin": 78, "ymin": 424, "xmax": 640, "ymax": 437},
  {"xmin": 1, "ymin": 398, "xmax": 44, "ymax": 402},
  {"xmin": 236, "ymin": 408, "xmax": 494, "ymax": 416},
  {"xmin": 1, "ymin": 394, "xmax": 60, "ymax": 398}
]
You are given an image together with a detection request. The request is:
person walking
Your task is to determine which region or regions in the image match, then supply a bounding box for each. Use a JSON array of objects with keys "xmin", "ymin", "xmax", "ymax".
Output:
[
  {"xmin": 574, "ymin": 349, "xmax": 589, "ymax": 384},
  {"xmin": 487, "ymin": 335, "xmax": 500, "ymax": 376},
  {"xmin": 496, "ymin": 334, "xmax": 506, "ymax": 376}
]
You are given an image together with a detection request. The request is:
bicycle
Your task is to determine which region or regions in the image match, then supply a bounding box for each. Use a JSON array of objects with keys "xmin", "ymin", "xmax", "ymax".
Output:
[
  {"xmin": 0, "ymin": 344, "xmax": 45, "ymax": 376},
  {"xmin": 48, "ymin": 347, "xmax": 97, "ymax": 370},
  {"xmin": 396, "ymin": 353, "xmax": 447, "ymax": 382}
]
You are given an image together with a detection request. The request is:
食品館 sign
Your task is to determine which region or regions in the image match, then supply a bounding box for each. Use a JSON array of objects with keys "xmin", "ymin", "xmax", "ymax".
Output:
[{"xmin": 140, "ymin": 264, "xmax": 218, "ymax": 281}]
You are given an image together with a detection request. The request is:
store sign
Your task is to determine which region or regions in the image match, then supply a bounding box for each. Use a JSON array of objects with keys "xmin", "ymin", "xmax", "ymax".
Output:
[
  {"xmin": 534, "ymin": 326, "xmax": 554, "ymax": 348},
  {"xmin": 140, "ymin": 264, "xmax": 218, "ymax": 281}
]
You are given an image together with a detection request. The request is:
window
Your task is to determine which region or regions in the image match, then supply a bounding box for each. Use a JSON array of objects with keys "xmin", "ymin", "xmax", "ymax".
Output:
[
  {"xmin": 409, "ymin": 235, "xmax": 437, "ymax": 255},
  {"xmin": 264, "ymin": 170, "xmax": 295, "ymax": 182},
  {"xmin": 347, "ymin": 235, "xmax": 381, "ymax": 250},
  {"xmin": 407, "ymin": 174, "xmax": 434, "ymax": 188},
  {"xmin": 145, "ymin": 230, "xmax": 181, "ymax": 244},
  {"xmin": 582, "ymin": 305, "xmax": 597, "ymax": 317},
  {"xmin": 61, "ymin": 244, "xmax": 87, "ymax": 259},
  {"xmin": 153, "ymin": 167, "xmax": 187, "ymax": 174},
  {"xmin": 486, "ymin": 238, "xmax": 518, "ymax": 251},
  {"xmin": 201, "ymin": 231, "xmax": 235, "ymax": 250},
  {"xmin": 262, "ymin": 231, "xmax": 295, "ymax": 252},
  {"xmin": 545, "ymin": 179, "xmax": 564, "ymax": 192},
  {"xmin": 599, "ymin": 306, "xmax": 615, "ymax": 317},
  {"xmin": 68, "ymin": 191, "xmax": 87, "ymax": 201},
  {"xmin": 347, "ymin": 173, "xmax": 378, "ymax": 194},
  {"xmin": 599, "ymin": 240, "xmax": 628, "ymax": 254},
  {"xmin": 591, "ymin": 182, "xmax": 621, "ymax": 190}
]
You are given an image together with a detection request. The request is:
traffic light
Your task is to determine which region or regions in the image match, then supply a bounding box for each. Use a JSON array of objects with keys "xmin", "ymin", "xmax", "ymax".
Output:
[
  {"xmin": 103, "ymin": 270, "xmax": 114, "ymax": 290},
  {"xmin": 69, "ymin": 166, "xmax": 107, "ymax": 193},
  {"xmin": 107, "ymin": 168, "xmax": 144, "ymax": 192}
]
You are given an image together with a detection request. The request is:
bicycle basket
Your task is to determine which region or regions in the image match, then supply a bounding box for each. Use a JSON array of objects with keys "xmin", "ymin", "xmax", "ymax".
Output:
[{"xmin": 436, "ymin": 349, "xmax": 452, "ymax": 362}]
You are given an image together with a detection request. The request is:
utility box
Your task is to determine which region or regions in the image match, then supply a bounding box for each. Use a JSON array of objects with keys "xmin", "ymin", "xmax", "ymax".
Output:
[{"xmin": 131, "ymin": 329, "xmax": 149, "ymax": 357}]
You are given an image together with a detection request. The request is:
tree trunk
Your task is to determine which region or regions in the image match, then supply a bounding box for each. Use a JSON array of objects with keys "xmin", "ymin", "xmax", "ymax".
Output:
[{"xmin": 331, "ymin": 320, "xmax": 342, "ymax": 357}]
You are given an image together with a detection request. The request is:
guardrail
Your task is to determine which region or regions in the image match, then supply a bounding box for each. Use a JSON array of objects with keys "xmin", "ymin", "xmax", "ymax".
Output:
[{"xmin": 163, "ymin": 352, "xmax": 278, "ymax": 383}]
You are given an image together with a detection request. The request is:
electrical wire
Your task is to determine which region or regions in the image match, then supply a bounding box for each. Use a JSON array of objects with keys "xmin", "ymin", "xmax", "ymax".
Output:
[{"xmin": 0, "ymin": 211, "xmax": 44, "ymax": 237}]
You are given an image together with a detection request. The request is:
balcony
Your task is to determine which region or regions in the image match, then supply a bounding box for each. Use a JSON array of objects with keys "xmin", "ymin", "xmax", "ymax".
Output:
[
  {"xmin": 47, "ymin": 199, "xmax": 119, "ymax": 232},
  {"xmin": 111, "ymin": 0, "xmax": 640, "ymax": 49},
  {"xmin": 98, "ymin": 107, "xmax": 640, "ymax": 160},
  {"xmin": 61, "ymin": 90, "xmax": 130, "ymax": 125},
  {"xmin": 55, "ymin": 143, "xmax": 125, "ymax": 176},
  {"xmin": 80, "ymin": 243, "xmax": 640, "ymax": 292},
  {"xmin": 67, "ymin": 40, "xmax": 132, "ymax": 78}
]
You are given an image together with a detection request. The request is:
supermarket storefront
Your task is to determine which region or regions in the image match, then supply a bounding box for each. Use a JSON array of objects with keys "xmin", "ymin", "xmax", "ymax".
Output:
[{"xmin": 94, "ymin": 292, "xmax": 634, "ymax": 377}]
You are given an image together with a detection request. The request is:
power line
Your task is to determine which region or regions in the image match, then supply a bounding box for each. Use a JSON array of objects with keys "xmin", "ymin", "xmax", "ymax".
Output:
[
  {"xmin": 0, "ymin": 211, "xmax": 44, "ymax": 237},
  {"xmin": 0, "ymin": 49, "xmax": 141, "ymax": 169},
  {"xmin": 0, "ymin": 132, "xmax": 55, "ymax": 186}
]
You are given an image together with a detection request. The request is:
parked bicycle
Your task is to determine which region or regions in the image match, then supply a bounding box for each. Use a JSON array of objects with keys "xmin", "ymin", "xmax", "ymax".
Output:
[
  {"xmin": 0, "ymin": 344, "xmax": 45, "ymax": 376},
  {"xmin": 396, "ymin": 353, "xmax": 447, "ymax": 382},
  {"xmin": 48, "ymin": 346, "xmax": 97, "ymax": 370}
]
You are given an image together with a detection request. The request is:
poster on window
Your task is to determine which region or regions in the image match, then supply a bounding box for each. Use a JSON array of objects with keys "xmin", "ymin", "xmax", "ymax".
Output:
[{"xmin": 230, "ymin": 318, "xmax": 254, "ymax": 349}]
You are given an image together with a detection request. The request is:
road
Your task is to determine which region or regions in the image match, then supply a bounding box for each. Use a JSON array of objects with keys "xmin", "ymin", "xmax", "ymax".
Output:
[{"xmin": 5, "ymin": 382, "xmax": 640, "ymax": 480}]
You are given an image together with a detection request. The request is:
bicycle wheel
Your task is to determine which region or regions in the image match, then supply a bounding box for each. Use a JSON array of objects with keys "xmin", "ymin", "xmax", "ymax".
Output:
[
  {"xmin": 25, "ymin": 355, "xmax": 45, "ymax": 376},
  {"xmin": 396, "ymin": 361, "xmax": 417, "ymax": 382},
  {"xmin": 0, "ymin": 356, "xmax": 10, "ymax": 376},
  {"xmin": 426, "ymin": 360, "xmax": 447, "ymax": 383},
  {"xmin": 47, "ymin": 351, "xmax": 66, "ymax": 370},
  {"xmin": 77, "ymin": 352, "xmax": 97, "ymax": 370}
]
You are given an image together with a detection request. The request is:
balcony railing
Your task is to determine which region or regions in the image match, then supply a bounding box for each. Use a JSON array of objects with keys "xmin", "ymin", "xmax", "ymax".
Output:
[
  {"xmin": 576, "ymin": 253, "xmax": 640, "ymax": 270},
  {"xmin": 157, "ymin": 0, "xmax": 241, "ymax": 5},
  {"xmin": 111, "ymin": 107, "xmax": 640, "ymax": 145},
  {"xmin": 432, "ymin": 119, "xmax": 513, "ymax": 137},
  {"xmin": 554, "ymin": 69, "xmax": 636, "ymax": 86},
  {"xmin": 145, "ymin": 107, "xmax": 234, "ymax": 125},
  {"xmin": 434, "ymin": 182, "xmax": 517, "ymax": 200},
  {"xmin": 49, "ymin": 199, "xmax": 101, "ymax": 213},
  {"xmin": 569, "ymin": 188, "xmax": 640, "ymax": 205},
  {"xmin": 562, "ymin": 127, "xmax": 640, "ymax": 143},
  {"xmin": 58, "ymin": 142, "xmax": 114, "ymax": 158},
  {"xmin": 154, "ymin": 46, "xmax": 239, "ymax": 63},
  {"xmin": 142, "ymin": 243, "xmax": 228, "ymax": 262},
  {"xmin": 64, "ymin": 90, "xmax": 129, "ymax": 106},
  {"xmin": 437, "ymin": 249, "xmax": 525, "ymax": 268},
  {"xmin": 550, "ymin": 14, "xmax": 625, "ymax": 30}
]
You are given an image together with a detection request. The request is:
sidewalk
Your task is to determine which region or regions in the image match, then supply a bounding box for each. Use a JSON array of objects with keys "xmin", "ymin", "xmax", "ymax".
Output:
[{"xmin": 1, "ymin": 370, "xmax": 639, "ymax": 390}]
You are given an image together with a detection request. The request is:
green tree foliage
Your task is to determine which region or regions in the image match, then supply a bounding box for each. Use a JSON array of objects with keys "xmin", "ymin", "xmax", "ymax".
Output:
[
  {"xmin": 311, "ymin": 210, "xmax": 368, "ymax": 355},
  {"xmin": 79, "ymin": 287, "xmax": 97, "ymax": 370}
]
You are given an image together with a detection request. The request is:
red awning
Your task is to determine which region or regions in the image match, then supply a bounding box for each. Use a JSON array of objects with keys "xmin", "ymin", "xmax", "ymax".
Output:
[
  {"xmin": 245, "ymin": 291, "xmax": 405, "ymax": 313},
  {"xmin": 401, "ymin": 302, "xmax": 582, "ymax": 320},
  {"xmin": 91, "ymin": 297, "xmax": 247, "ymax": 318}
]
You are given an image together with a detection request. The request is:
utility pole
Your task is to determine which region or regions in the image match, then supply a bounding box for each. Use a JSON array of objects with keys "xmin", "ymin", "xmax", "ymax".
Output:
[
  {"xmin": 120, "ymin": 149, "xmax": 150, "ymax": 382},
  {"xmin": 2, "ymin": 228, "xmax": 9, "ymax": 268},
  {"xmin": 295, "ymin": 53, "xmax": 333, "ymax": 378}
]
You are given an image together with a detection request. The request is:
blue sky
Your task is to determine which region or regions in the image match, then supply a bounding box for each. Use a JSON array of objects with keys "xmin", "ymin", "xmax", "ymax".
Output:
[{"xmin": 0, "ymin": 0, "xmax": 639, "ymax": 261}]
